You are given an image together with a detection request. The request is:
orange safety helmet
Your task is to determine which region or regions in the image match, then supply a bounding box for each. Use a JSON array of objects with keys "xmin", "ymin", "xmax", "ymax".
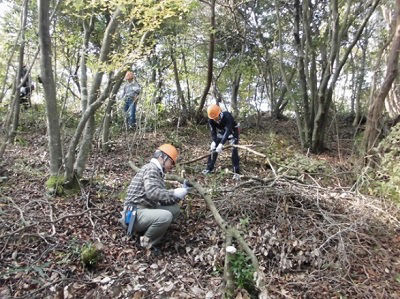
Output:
[
  {"xmin": 207, "ymin": 104, "xmax": 222, "ymax": 120},
  {"xmin": 158, "ymin": 144, "xmax": 179, "ymax": 164},
  {"xmin": 124, "ymin": 71, "xmax": 134, "ymax": 80}
]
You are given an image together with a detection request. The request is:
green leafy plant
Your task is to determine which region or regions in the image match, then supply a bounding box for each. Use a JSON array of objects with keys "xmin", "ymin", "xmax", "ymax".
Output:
[
  {"xmin": 239, "ymin": 217, "xmax": 250, "ymax": 231},
  {"xmin": 229, "ymin": 250, "xmax": 257, "ymax": 296},
  {"xmin": 14, "ymin": 136, "xmax": 28, "ymax": 146},
  {"xmin": 80, "ymin": 243, "xmax": 102, "ymax": 269},
  {"xmin": 366, "ymin": 122, "xmax": 400, "ymax": 203},
  {"xmin": 165, "ymin": 130, "xmax": 183, "ymax": 148}
]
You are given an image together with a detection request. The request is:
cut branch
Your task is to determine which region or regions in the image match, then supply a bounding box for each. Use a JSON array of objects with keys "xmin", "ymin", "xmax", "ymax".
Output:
[{"xmin": 128, "ymin": 161, "xmax": 269, "ymax": 296}]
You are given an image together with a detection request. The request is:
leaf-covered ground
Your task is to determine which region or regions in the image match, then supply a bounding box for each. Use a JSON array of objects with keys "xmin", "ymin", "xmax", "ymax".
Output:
[{"xmin": 1, "ymin": 117, "xmax": 400, "ymax": 298}]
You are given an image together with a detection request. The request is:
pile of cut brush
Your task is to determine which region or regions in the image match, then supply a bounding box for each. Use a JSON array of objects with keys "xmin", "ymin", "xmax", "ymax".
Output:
[{"xmin": 213, "ymin": 174, "xmax": 400, "ymax": 297}]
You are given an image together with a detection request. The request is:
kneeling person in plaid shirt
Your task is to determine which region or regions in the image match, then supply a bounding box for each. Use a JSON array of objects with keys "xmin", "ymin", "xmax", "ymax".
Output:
[{"xmin": 121, "ymin": 144, "xmax": 188, "ymax": 253}]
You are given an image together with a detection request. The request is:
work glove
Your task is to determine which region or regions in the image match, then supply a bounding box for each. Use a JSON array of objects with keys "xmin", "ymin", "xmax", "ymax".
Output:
[
  {"xmin": 215, "ymin": 143, "xmax": 223, "ymax": 153},
  {"xmin": 210, "ymin": 141, "xmax": 216, "ymax": 151},
  {"xmin": 229, "ymin": 137, "xmax": 237, "ymax": 145},
  {"xmin": 173, "ymin": 187, "xmax": 188, "ymax": 199},
  {"xmin": 20, "ymin": 86, "xmax": 26, "ymax": 94}
]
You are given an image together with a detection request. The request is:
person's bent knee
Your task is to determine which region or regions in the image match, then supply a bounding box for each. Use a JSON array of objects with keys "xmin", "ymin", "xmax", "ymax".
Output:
[
  {"xmin": 167, "ymin": 204, "xmax": 180, "ymax": 219},
  {"xmin": 157, "ymin": 210, "xmax": 173, "ymax": 225}
]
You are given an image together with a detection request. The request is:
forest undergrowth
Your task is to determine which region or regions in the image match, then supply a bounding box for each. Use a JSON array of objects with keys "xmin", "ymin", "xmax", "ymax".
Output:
[{"xmin": 0, "ymin": 114, "xmax": 400, "ymax": 298}]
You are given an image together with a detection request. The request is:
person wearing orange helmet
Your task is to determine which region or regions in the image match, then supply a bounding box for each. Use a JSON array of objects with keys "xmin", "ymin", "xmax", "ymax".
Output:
[
  {"xmin": 121, "ymin": 144, "xmax": 188, "ymax": 254},
  {"xmin": 203, "ymin": 104, "xmax": 240, "ymax": 179},
  {"xmin": 121, "ymin": 70, "xmax": 141, "ymax": 129}
]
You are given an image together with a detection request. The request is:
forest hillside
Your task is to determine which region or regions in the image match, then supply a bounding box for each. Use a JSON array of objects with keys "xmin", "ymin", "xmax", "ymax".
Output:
[
  {"xmin": 1, "ymin": 111, "xmax": 399, "ymax": 298},
  {"xmin": 2, "ymin": 0, "xmax": 400, "ymax": 297}
]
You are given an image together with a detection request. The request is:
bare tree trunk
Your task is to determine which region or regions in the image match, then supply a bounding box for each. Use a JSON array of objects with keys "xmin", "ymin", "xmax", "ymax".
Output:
[
  {"xmin": 353, "ymin": 34, "xmax": 368, "ymax": 126},
  {"xmin": 195, "ymin": 0, "xmax": 215, "ymax": 121},
  {"xmin": 294, "ymin": 0, "xmax": 312, "ymax": 147},
  {"xmin": 38, "ymin": 0, "xmax": 63, "ymax": 175},
  {"xmin": 156, "ymin": 67, "xmax": 164, "ymax": 105},
  {"xmin": 101, "ymin": 73, "xmax": 124, "ymax": 150},
  {"xmin": 230, "ymin": 71, "xmax": 241, "ymax": 118},
  {"xmin": 181, "ymin": 48, "xmax": 192, "ymax": 111},
  {"xmin": 9, "ymin": 0, "xmax": 29, "ymax": 144},
  {"xmin": 65, "ymin": 77, "xmax": 114, "ymax": 182},
  {"xmin": 80, "ymin": 17, "xmax": 95, "ymax": 112},
  {"xmin": 73, "ymin": 16, "xmax": 95, "ymax": 177},
  {"xmin": 275, "ymin": 0, "xmax": 305, "ymax": 147},
  {"xmin": 272, "ymin": 69, "xmax": 295, "ymax": 119},
  {"xmin": 65, "ymin": 8, "xmax": 122, "ymax": 181},
  {"xmin": 363, "ymin": 0, "xmax": 400, "ymax": 155},
  {"xmin": 170, "ymin": 45, "xmax": 187, "ymax": 117},
  {"xmin": 311, "ymin": 0, "xmax": 380, "ymax": 153},
  {"xmin": 0, "ymin": 28, "xmax": 22, "ymax": 103}
]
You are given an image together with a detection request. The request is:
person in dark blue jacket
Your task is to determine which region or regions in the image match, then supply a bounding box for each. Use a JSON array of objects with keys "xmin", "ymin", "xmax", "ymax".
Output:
[{"xmin": 202, "ymin": 104, "xmax": 240, "ymax": 179}]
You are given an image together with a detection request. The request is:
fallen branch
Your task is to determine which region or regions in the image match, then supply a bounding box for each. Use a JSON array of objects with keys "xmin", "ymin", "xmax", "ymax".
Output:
[
  {"xmin": 223, "ymin": 231, "xmax": 235, "ymax": 298},
  {"xmin": 128, "ymin": 160, "xmax": 269, "ymax": 296}
]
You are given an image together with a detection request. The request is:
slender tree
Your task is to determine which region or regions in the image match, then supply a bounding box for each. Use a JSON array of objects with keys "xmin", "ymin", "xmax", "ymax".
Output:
[
  {"xmin": 38, "ymin": 0, "xmax": 63, "ymax": 175},
  {"xmin": 195, "ymin": 0, "xmax": 216, "ymax": 121}
]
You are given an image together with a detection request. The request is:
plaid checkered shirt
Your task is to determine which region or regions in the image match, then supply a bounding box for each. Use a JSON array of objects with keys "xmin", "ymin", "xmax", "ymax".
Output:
[{"xmin": 125, "ymin": 159, "xmax": 179, "ymax": 208}]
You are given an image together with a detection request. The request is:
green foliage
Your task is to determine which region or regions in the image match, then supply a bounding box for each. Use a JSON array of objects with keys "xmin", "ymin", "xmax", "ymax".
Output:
[
  {"xmin": 352, "ymin": 131, "xmax": 364, "ymax": 156},
  {"xmin": 140, "ymin": 100, "xmax": 171, "ymax": 129},
  {"xmin": 118, "ymin": 189, "xmax": 127, "ymax": 202},
  {"xmin": 395, "ymin": 273, "xmax": 400, "ymax": 283},
  {"xmin": 259, "ymin": 132, "xmax": 336, "ymax": 181},
  {"xmin": 284, "ymin": 153, "xmax": 332, "ymax": 176},
  {"xmin": 367, "ymin": 123, "xmax": 400, "ymax": 202},
  {"xmin": 55, "ymin": 238, "xmax": 81, "ymax": 265},
  {"xmin": 165, "ymin": 130, "xmax": 183, "ymax": 148},
  {"xmin": 14, "ymin": 135, "xmax": 28, "ymax": 146},
  {"xmin": 262, "ymin": 132, "xmax": 295, "ymax": 165},
  {"xmin": 45, "ymin": 175, "xmax": 66, "ymax": 196},
  {"xmin": 229, "ymin": 250, "xmax": 257, "ymax": 296},
  {"xmin": 80, "ymin": 242, "xmax": 102, "ymax": 269},
  {"xmin": 239, "ymin": 217, "xmax": 250, "ymax": 231}
]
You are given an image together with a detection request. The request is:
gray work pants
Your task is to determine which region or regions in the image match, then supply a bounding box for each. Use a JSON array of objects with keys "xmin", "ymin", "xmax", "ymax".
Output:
[{"xmin": 135, "ymin": 204, "xmax": 180, "ymax": 246}]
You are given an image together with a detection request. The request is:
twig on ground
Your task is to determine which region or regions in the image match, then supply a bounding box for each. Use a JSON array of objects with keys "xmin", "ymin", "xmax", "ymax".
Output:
[{"xmin": 0, "ymin": 208, "xmax": 112, "ymax": 239}]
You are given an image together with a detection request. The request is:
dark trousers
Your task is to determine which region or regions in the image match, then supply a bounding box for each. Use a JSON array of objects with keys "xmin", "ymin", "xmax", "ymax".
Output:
[{"xmin": 207, "ymin": 136, "xmax": 240, "ymax": 174}]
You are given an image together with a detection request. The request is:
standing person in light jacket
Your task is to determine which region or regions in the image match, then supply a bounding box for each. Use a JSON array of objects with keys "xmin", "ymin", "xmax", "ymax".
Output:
[
  {"xmin": 121, "ymin": 144, "xmax": 188, "ymax": 254},
  {"xmin": 121, "ymin": 71, "xmax": 141, "ymax": 129},
  {"xmin": 202, "ymin": 103, "xmax": 240, "ymax": 179}
]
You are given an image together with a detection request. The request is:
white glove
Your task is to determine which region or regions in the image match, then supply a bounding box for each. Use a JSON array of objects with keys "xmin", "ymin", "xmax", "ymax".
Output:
[
  {"xmin": 210, "ymin": 141, "xmax": 216, "ymax": 151},
  {"xmin": 20, "ymin": 87, "xmax": 26, "ymax": 94},
  {"xmin": 173, "ymin": 187, "xmax": 188, "ymax": 199},
  {"xmin": 215, "ymin": 143, "xmax": 223, "ymax": 153}
]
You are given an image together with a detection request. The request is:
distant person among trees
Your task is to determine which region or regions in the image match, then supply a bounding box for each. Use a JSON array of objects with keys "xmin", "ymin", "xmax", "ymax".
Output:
[
  {"xmin": 120, "ymin": 144, "xmax": 189, "ymax": 254},
  {"xmin": 19, "ymin": 65, "xmax": 34, "ymax": 107},
  {"xmin": 121, "ymin": 71, "xmax": 141, "ymax": 129},
  {"xmin": 203, "ymin": 103, "xmax": 240, "ymax": 179}
]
